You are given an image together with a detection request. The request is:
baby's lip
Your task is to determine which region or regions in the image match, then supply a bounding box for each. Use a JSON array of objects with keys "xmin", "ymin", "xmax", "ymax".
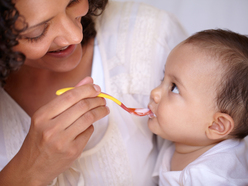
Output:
[
  {"xmin": 148, "ymin": 105, "xmax": 156, "ymax": 118},
  {"xmin": 148, "ymin": 112, "xmax": 156, "ymax": 118}
]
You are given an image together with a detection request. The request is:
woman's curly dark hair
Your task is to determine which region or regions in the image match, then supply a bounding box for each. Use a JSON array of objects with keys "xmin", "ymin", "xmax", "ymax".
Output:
[
  {"xmin": 0, "ymin": 0, "xmax": 27, "ymax": 87},
  {"xmin": 0, "ymin": 0, "xmax": 108, "ymax": 87},
  {"xmin": 81, "ymin": 0, "xmax": 108, "ymax": 45}
]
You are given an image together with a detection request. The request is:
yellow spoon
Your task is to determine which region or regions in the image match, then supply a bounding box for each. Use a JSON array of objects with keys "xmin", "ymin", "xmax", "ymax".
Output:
[{"xmin": 56, "ymin": 87, "xmax": 154, "ymax": 117}]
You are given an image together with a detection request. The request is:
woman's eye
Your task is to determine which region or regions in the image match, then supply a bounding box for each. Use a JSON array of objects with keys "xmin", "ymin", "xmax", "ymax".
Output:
[
  {"xmin": 21, "ymin": 23, "xmax": 49, "ymax": 43},
  {"xmin": 171, "ymin": 83, "xmax": 179, "ymax": 94}
]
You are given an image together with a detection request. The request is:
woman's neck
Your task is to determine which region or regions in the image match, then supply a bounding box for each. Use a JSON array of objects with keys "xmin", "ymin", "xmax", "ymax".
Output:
[{"xmin": 170, "ymin": 142, "xmax": 217, "ymax": 171}]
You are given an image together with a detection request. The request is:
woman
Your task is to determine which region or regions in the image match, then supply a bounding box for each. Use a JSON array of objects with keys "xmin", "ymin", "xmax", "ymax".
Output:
[{"xmin": 0, "ymin": 0, "xmax": 187, "ymax": 185}]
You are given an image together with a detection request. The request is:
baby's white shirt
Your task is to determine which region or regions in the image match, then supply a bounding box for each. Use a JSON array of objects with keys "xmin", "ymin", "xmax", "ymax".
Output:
[{"xmin": 153, "ymin": 138, "xmax": 248, "ymax": 186}]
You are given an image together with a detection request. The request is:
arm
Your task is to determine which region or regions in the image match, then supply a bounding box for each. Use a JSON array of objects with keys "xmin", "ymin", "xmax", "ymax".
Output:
[{"xmin": 0, "ymin": 77, "xmax": 109, "ymax": 186}]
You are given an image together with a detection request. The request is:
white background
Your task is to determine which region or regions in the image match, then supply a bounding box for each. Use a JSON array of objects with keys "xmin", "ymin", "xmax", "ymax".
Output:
[{"xmin": 113, "ymin": 0, "xmax": 248, "ymax": 36}]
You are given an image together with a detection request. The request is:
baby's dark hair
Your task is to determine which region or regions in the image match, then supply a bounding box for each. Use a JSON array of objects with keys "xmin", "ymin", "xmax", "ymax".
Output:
[
  {"xmin": 184, "ymin": 29, "xmax": 248, "ymax": 139},
  {"xmin": 0, "ymin": 0, "xmax": 108, "ymax": 87}
]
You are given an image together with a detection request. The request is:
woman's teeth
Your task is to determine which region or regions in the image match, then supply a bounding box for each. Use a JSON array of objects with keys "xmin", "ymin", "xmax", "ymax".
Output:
[{"xmin": 50, "ymin": 46, "xmax": 69, "ymax": 53}]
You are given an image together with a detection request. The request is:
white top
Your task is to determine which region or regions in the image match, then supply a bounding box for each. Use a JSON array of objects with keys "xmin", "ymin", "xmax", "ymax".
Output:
[
  {"xmin": 84, "ymin": 39, "xmax": 109, "ymax": 151},
  {"xmin": 153, "ymin": 138, "xmax": 248, "ymax": 186},
  {"xmin": 0, "ymin": 1, "xmax": 187, "ymax": 185},
  {"xmin": 91, "ymin": 39, "xmax": 106, "ymax": 92}
]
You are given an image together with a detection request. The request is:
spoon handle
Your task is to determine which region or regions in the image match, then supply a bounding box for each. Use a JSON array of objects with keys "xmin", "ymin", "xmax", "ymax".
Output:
[
  {"xmin": 56, "ymin": 87, "xmax": 153, "ymax": 117},
  {"xmin": 56, "ymin": 87, "xmax": 121, "ymax": 105}
]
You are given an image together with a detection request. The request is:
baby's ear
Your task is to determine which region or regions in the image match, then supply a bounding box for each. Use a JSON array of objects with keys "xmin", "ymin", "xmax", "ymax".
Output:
[{"xmin": 206, "ymin": 112, "xmax": 234, "ymax": 140}]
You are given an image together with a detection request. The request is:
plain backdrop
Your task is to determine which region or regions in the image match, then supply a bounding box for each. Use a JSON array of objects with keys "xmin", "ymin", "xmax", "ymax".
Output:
[{"xmin": 113, "ymin": 0, "xmax": 248, "ymax": 36}]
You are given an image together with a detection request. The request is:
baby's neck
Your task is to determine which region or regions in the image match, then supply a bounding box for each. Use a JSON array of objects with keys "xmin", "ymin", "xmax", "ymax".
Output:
[{"xmin": 170, "ymin": 142, "xmax": 217, "ymax": 171}]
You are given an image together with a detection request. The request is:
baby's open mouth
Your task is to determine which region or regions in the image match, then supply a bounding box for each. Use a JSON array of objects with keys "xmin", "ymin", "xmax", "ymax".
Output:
[{"xmin": 148, "ymin": 112, "xmax": 156, "ymax": 118}]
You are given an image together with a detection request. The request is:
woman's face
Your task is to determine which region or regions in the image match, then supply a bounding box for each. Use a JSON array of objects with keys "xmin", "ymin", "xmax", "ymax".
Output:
[{"xmin": 14, "ymin": 0, "xmax": 89, "ymax": 72}]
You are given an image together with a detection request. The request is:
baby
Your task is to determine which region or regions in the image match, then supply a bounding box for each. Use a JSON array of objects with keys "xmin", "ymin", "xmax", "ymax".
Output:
[{"xmin": 148, "ymin": 29, "xmax": 248, "ymax": 185}]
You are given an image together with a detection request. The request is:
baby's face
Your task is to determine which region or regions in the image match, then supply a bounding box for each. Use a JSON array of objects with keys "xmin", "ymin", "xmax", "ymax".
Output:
[{"xmin": 148, "ymin": 43, "xmax": 222, "ymax": 145}]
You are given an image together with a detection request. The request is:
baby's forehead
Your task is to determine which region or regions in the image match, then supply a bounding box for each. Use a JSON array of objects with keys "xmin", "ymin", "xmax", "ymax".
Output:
[
  {"xmin": 179, "ymin": 42, "xmax": 226, "ymax": 66},
  {"xmin": 168, "ymin": 42, "xmax": 220, "ymax": 66},
  {"xmin": 165, "ymin": 42, "xmax": 225, "ymax": 86}
]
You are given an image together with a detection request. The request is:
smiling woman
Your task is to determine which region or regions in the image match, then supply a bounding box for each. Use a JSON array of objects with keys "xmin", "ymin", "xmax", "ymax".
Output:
[
  {"xmin": 0, "ymin": 0, "xmax": 187, "ymax": 185},
  {"xmin": 0, "ymin": 0, "xmax": 106, "ymax": 85}
]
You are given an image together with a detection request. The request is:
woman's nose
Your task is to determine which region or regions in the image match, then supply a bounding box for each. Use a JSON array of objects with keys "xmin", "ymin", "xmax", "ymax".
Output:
[
  {"xmin": 53, "ymin": 15, "xmax": 83, "ymax": 46},
  {"xmin": 150, "ymin": 86, "xmax": 161, "ymax": 104}
]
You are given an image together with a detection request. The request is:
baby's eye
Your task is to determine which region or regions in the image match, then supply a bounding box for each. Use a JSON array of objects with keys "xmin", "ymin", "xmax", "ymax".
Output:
[{"xmin": 171, "ymin": 83, "xmax": 179, "ymax": 94}]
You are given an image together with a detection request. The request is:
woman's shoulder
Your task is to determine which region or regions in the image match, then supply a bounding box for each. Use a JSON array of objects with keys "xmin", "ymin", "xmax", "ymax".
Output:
[
  {"xmin": 98, "ymin": 1, "xmax": 180, "ymax": 26},
  {"xmin": 106, "ymin": 1, "xmax": 165, "ymax": 14},
  {"xmin": 96, "ymin": 1, "xmax": 187, "ymax": 49},
  {"xmin": 95, "ymin": 1, "xmax": 187, "ymax": 97}
]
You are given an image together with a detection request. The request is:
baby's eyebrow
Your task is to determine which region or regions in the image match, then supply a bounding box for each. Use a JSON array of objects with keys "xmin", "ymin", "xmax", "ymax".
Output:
[
  {"xmin": 161, "ymin": 69, "xmax": 165, "ymax": 81},
  {"xmin": 169, "ymin": 74, "xmax": 186, "ymax": 90}
]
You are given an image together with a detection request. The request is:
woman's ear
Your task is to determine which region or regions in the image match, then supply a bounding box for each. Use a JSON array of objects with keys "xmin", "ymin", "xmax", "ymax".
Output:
[{"xmin": 206, "ymin": 112, "xmax": 234, "ymax": 140}]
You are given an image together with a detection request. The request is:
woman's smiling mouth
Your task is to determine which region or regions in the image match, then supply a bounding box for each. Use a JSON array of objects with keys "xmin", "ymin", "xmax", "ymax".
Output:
[
  {"xmin": 47, "ymin": 45, "xmax": 77, "ymax": 58},
  {"xmin": 49, "ymin": 46, "xmax": 70, "ymax": 53}
]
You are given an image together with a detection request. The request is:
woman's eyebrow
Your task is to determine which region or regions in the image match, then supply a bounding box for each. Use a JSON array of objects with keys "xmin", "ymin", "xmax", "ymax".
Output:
[{"xmin": 26, "ymin": 17, "xmax": 54, "ymax": 30}]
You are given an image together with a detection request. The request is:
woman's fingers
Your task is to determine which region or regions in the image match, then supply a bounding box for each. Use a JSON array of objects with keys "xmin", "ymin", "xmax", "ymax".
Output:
[
  {"xmin": 53, "ymin": 97, "xmax": 107, "ymax": 130},
  {"xmin": 73, "ymin": 125, "xmax": 94, "ymax": 153},
  {"xmin": 35, "ymin": 83, "xmax": 101, "ymax": 120},
  {"xmin": 65, "ymin": 104, "xmax": 109, "ymax": 141},
  {"xmin": 75, "ymin": 76, "xmax": 93, "ymax": 87},
  {"xmin": 58, "ymin": 125, "xmax": 95, "ymax": 161}
]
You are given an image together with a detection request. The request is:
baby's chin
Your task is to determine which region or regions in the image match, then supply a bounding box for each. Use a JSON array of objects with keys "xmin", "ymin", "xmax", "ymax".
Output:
[{"xmin": 147, "ymin": 117, "xmax": 159, "ymax": 135}]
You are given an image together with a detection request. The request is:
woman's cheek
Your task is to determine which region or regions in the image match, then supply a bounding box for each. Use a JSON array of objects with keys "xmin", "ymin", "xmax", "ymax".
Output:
[{"xmin": 14, "ymin": 40, "xmax": 51, "ymax": 60}]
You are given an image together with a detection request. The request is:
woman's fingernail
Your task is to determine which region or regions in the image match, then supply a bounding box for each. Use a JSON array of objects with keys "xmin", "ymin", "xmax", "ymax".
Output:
[{"xmin": 93, "ymin": 84, "xmax": 101, "ymax": 92}]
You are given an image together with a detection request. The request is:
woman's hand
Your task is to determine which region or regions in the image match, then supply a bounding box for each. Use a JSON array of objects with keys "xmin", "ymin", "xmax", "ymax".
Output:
[{"xmin": 0, "ymin": 77, "xmax": 109, "ymax": 186}]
